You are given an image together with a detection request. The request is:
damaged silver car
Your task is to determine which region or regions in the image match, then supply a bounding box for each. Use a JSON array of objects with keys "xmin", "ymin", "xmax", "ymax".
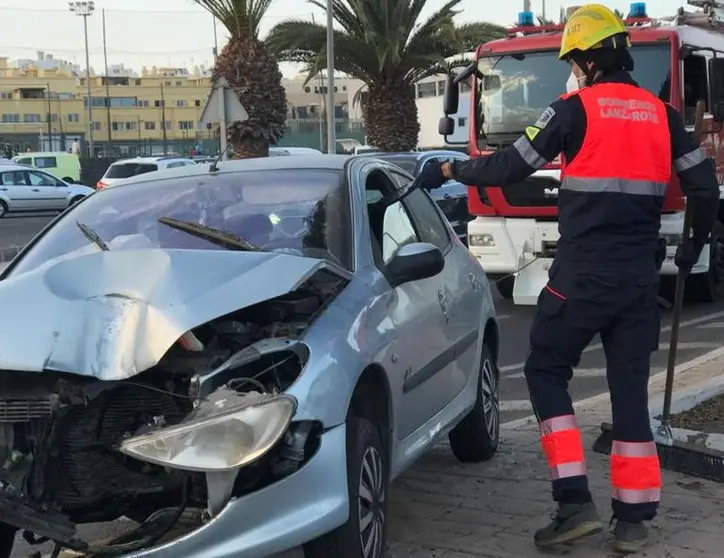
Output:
[{"xmin": 0, "ymin": 155, "xmax": 500, "ymax": 558}]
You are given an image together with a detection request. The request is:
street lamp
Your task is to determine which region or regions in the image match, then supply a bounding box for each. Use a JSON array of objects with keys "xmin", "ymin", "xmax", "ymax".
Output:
[
  {"xmin": 69, "ymin": 1, "xmax": 95, "ymax": 157},
  {"xmin": 325, "ymin": 0, "xmax": 335, "ymax": 154}
]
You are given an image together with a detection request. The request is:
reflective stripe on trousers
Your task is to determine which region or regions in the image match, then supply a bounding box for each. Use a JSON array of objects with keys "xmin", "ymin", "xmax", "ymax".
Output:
[
  {"xmin": 611, "ymin": 440, "xmax": 661, "ymax": 504},
  {"xmin": 540, "ymin": 415, "xmax": 587, "ymax": 480},
  {"xmin": 561, "ymin": 177, "xmax": 667, "ymax": 197}
]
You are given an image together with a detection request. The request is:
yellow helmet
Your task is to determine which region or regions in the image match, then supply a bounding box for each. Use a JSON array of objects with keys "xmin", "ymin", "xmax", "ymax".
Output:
[{"xmin": 559, "ymin": 4, "xmax": 631, "ymax": 60}]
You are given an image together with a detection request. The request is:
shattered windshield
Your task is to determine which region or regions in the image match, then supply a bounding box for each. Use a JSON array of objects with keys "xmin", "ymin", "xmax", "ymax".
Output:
[
  {"xmin": 8, "ymin": 168, "xmax": 350, "ymax": 275},
  {"xmin": 476, "ymin": 44, "xmax": 672, "ymax": 141}
]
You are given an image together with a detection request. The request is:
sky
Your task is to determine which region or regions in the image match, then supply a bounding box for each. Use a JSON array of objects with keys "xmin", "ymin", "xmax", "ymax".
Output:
[{"xmin": 0, "ymin": 0, "xmax": 691, "ymax": 78}]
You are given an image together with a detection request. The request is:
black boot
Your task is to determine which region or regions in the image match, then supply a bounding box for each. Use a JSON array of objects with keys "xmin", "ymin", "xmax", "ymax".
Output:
[
  {"xmin": 534, "ymin": 502, "xmax": 603, "ymax": 548},
  {"xmin": 612, "ymin": 520, "xmax": 648, "ymax": 555}
]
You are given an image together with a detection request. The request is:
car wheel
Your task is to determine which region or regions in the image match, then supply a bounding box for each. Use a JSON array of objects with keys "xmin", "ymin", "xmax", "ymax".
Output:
[
  {"xmin": 496, "ymin": 276, "xmax": 514, "ymax": 300},
  {"xmin": 304, "ymin": 415, "xmax": 388, "ymax": 558},
  {"xmin": 448, "ymin": 343, "xmax": 500, "ymax": 462},
  {"xmin": 0, "ymin": 201, "xmax": 7, "ymax": 218},
  {"xmin": 687, "ymin": 221, "xmax": 724, "ymax": 303},
  {"xmin": 63, "ymin": 177, "xmax": 75, "ymax": 183},
  {"xmin": 70, "ymin": 195, "xmax": 85, "ymax": 206}
]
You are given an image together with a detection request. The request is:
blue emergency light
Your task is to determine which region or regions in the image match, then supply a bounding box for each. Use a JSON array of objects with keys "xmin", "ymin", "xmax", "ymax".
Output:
[
  {"xmin": 518, "ymin": 11, "xmax": 535, "ymax": 26},
  {"xmin": 628, "ymin": 2, "xmax": 648, "ymax": 18}
]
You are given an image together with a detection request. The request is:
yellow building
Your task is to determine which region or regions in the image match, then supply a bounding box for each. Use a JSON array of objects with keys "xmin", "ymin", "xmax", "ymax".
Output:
[{"xmin": 0, "ymin": 53, "xmax": 367, "ymax": 157}]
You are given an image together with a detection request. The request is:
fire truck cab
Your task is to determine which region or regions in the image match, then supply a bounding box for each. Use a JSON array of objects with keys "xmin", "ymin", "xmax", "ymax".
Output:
[{"xmin": 439, "ymin": 1, "xmax": 724, "ymax": 305}]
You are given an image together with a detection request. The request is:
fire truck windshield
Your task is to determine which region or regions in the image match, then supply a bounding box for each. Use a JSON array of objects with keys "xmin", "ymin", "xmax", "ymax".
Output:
[{"xmin": 476, "ymin": 44, "xmax": 672, "ymax": 143}]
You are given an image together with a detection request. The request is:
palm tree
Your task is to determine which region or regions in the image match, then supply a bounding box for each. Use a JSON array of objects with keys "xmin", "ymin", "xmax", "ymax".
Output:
[
  {"xmin": 266, "ymin": 0, "xmax": 505, "ymax": 152},
  {"xmin": 194, "ymin": 0, "xmax": 288, "ymax": 158}
]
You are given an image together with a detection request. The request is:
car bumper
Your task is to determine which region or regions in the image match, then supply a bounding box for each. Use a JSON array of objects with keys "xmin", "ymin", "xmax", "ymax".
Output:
[{"xmin": 124, "ymin": 423, "xmax": 349, "ymax": 558}]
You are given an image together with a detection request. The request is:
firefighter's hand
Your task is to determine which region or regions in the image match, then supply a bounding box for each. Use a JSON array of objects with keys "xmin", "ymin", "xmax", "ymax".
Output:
[
  {"xmin": 675, "ymin": 238, "xmax": 706, "ymax": 275},
  {"xmin": 417, "ymin": 160, "xmax": 447, "ymax": 190}
]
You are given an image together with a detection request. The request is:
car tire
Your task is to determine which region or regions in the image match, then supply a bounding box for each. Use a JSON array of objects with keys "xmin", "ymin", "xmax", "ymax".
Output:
[
  {"xmin": 70, "ymin": 195, "xmax": 85, "ymax": 206},
  {"xmin": 0, "ymin": 201, "xmax": 6, "ymax": 218},
  {"xmin": 448, "ymin": 343, "xmax": 500, "ymax": 463},
  {"xmin": 63, "ymin": 177, "xmax": 75, "ymax": 183},
  {"xmin": 686, "ymin": 221, "xmax": 724, "ymax": 303},
  {"xmin": 304, "ymin": 415, "xmax": 388, "ymax": 558},
  {"xmin": 496, "ymin": 276, "xmax": 514, "ymax": 300}
]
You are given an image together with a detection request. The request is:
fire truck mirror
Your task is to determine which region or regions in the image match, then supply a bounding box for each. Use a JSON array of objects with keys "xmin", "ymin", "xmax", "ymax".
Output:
[
  {"xmin": 443, "ymin": 75, "xmax": 460, "ymax": 115},
  {"xmin": 439, "ymin": 116, "xmax": 455, "ymax": 137},
  {"xmin": 707, "ymin": 58, "xmax": 724, "ymax": 123}
]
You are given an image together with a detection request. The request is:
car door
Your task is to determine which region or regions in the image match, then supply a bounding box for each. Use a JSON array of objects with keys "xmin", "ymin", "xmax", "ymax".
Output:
[
  {"xmin": 363, "ymin": 164, "xmax": 450, "ymax": 439},
  {"xmin": 0, "ymin": 170, "xmax": 32, "ymax": 210},
  {"xmin": 390, "ymin": 168, "xmax": 482, "ymax": 401},
  {"xmin": 26, "ymin": 171, "xmax": 68, "ymax": 210}
]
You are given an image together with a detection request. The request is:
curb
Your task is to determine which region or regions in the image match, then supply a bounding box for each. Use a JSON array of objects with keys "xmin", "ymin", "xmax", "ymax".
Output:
[
  {"xmin": 502, "ymin": 346, "xmax": 724, "ymax": 431},
  {"xmin": 0, "ymin": 246, "xmax": 20, "ymax": 262}
]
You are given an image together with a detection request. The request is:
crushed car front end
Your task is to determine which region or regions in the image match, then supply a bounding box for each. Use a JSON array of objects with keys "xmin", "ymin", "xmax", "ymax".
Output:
[{"xmin": 0, "ymin": 248, "xmax": 355, "ymax": 558}]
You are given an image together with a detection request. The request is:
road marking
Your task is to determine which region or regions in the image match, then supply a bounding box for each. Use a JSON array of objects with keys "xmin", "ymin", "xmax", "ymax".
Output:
[
  {"xmin": 496, "ymin": 314, "xmax": 512, "ymax": 321},
  {"xmin": 498, "ymin": 309, "xmax": 724, "ymax": 373},
  {"xmin": 501, "ymin": 345, "xmax": 724, "ymax": 429},
  {"xmin": 505, "ymin": 368, "xmax": 608, "ymax": 380},
  {"xmin": 500, "ymin": 399, "xmax": 533, "ymax": 412}
]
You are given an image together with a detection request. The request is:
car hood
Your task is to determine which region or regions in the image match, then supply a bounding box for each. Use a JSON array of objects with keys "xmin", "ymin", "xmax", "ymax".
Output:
[{"xmin": 0, "ymin": 249, "xmax": 343, "ymax": 380}]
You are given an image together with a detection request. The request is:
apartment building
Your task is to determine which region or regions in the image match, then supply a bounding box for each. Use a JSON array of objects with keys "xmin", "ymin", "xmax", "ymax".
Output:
[{"xmin": 0, "ymin": 52, "xmax": 367, "ymax": 156}]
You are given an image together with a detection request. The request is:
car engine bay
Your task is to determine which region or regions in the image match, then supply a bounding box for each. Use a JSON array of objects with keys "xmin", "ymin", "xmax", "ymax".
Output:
[{"xmin": 0, "ymin": 269, "xmax": 347, "ymax": 557}]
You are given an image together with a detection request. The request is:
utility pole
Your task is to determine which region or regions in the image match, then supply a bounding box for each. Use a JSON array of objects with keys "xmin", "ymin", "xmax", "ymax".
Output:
[
  {"xmin": 160, "ymin": 81, "xmax": 168, "ymax": 153},
  {"xmin": 311, "ymin": 13, "xmax": 325, "ymax": 152},
  {"xmin": 102, "ymin": 8, "xmax": 113, "ymax": 155},
  {"xmin": 541, "ymin": 0, "xmax": 546, "ymax": 21},
  {"xmin": 212, "ymin": 15, "xmax": 219, "ymax": 62},
  {"xmin": 69, "ymin": 1, "xmax": 95, "ymax": 157},
  {"xmin": 325, "ymin": 0, "xmax": 336, "ymax": 153},
  {"xmin": 46, "ymin": 83, "xmax": 52, "ymax": 151},
  {"xmin": 56, "ymin": 96, "xmax": 66, "ymax": 151}
]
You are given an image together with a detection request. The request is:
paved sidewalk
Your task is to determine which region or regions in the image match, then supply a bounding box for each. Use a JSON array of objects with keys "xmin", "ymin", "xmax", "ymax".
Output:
[{"xmin": 386, "ymin": 353, "xmax": 724, "ymax": 557}]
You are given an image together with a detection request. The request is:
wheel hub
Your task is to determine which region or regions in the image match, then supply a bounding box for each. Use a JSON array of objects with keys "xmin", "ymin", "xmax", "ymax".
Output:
[
  {"xmin": 482, "ymin": 358, "xmax": 500, "ymax": 440},
  {"xmin": 358, "ymin": 446, "xmax": 385, "ymax": 558}
]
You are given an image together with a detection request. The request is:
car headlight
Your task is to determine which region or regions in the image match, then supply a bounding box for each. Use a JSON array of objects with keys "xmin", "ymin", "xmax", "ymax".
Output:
[
  {"xmin": 469, "ymin": 234, "xmax": 496, "ymax": 247},
  {"xmin": 118, "ymin": 393, "xmax": 296, "ymax": 472}
]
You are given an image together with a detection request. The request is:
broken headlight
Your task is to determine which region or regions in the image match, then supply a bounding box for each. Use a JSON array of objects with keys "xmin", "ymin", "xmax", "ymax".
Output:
[{"xmin": 118, "ymin": 394, "xmax": 296, "ymax": 472}]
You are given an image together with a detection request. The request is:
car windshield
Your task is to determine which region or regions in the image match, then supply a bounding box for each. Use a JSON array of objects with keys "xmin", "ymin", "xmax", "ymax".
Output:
[
  {"xmin": 477, "ymin": 44, "xmax": 672, "ymax": 141},
  {"xmin": 105, "ymin": 162, "xmax": 158, "ymax": 178},
  {"xmin": 8, "ymin": 168, "xmax": 350, "ymax": 276}
]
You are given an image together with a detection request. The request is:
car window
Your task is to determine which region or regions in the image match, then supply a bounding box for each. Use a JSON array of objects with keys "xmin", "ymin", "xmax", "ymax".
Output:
[
  {"xmin": 9, "ymin": 169, "xmax": 351, "ymax": 276},
  {"xmin": 166, "ymin": 162, "xmax": 185, "ymax": 169},
  {"xmin": 105, "ymin": 163, "xmax": 158, "ymax": 179},
  {"xmin": 1, "ymin": 171, "xmax": 29, "ymax": 185},
  {"xmin": 382, "ymin": 201, "xmax": 419, "ymax": 264},
  {"xmin": 403, "ymin": 188, "xmax": 451, "ymax": 251},
  {"xmin": 28, "ymin": 171, "xmax": 59, "ymax": 186},
  {"xmin": 15, "ymin": 157, "xmax": 31, "ymax": 166},
  {"xmin": 34, "ymin": 157, "xmax": 57, "ymax": 169}
]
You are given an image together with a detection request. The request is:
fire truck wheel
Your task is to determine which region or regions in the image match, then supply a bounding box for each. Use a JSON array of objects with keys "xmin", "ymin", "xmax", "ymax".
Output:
[
  {"xmin": 687, "ymin": 222, "xmax": 724, "ymax": 303},
  {"xmin": 496, "ymin": 276, "xmax": 514, "ymax": 300}
]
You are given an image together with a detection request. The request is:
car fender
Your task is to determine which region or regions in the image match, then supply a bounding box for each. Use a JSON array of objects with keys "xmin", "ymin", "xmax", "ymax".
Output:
[{"xmin": 0, "ymin": 193, "xmax": 11, "ymax": 209}]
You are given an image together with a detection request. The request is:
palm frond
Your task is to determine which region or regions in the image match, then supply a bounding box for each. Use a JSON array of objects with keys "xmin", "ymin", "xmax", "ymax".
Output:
[{"xmin": 194, "ymin": 0, "xmax": 274, "ymax": 38}]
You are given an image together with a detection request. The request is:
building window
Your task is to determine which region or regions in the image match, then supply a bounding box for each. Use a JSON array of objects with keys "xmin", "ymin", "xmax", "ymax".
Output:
[
  {"xmin": 109, "ymin": 97, "xmax": 137, "ymax": 107},
  {"xmin": 460, "ymin": 80, "xmax": 471, "ymax": 93},
  {"xmin": 67, "ymin": 113, "xmax": 80, "ymax": 122},
  {"xmin": 0, "ymin": 93, "xmax": 10, "ymax": 99},
  {"xmin": 194, "ymin": 99, "xmax": 201, "ymax": 107},
  {"xmin": 23, "ymin": 114, "xmax": 42, "ymax": 123},
  {"xmin": 175, "ymin": 81, "xmax": 183, "ymax": 87},
  {"xmin": 206, "ymin": 123, "xmax": 213, "ymax": 130},
  {"xmin": 437, "ymin": 80, "xmax": 446, "ymax": 95},
  {"xmin": 178, "ymin": 121, "xmax": 194, "ymax": 130},
  {"xmin": 135, "ymin": 79, "xmax": 142, "ymax": 86},
  {"xmin": 144, "ymin": 121, "xmax": 156, "ymax": 130},
  {"xmin": 162, "ymin": 121, "xmax": 171, "ymax": 130},
  {"xmin": 1, "ymin": 114, "xmax": 19, "ymax": 123},
  {"xmin": 93, "ymin": 121, "xmax": 102, "ymax": 130},
  {"xmin": 50, "ymin": 114, "xmax": 58, "ymax": 123},
  {"xmin": 176, "ymin": 100, "xmax": 187, "ymax": 107},
  {"xmin": 137, "ymin": 100, "xmax": 149, "ymax": 107},
  {"xmin": 154, "ymin": 100, "xmax": 164, "ymax": 107},
  {"xmin": 164, "ymin": 81, "xmax": 171, "ymax": 86},
  {"xmin": 416, "ymin": 82, "xmax": 437, "ymax": 99},
  {"xmin": 112, "ymin": 122, "xmax": 121, "ymax": 131},
  {"xmin": 125, "ymin": 121, "xmax": 137, "ymax": 131},
  {"xmin": 457, "ymin": 117, "xmax": 467, "ymax": 127}
]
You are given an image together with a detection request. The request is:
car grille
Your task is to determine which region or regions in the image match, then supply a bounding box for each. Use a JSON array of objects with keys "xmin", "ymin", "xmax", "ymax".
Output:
[
  {"xmin": 501, "ymin": 176, "xmax": 560, "ymax": 208},
  {"xmin": 0, "ymin": 399, "xmax": 54, "ymax": 423}
]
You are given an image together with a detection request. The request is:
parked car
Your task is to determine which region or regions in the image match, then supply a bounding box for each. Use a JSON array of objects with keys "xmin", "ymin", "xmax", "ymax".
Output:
[
  {"xmin": 13, "ymin": 151, "xmax": 81, "ymax": 183},
  {"xmin": 191, "ymin": 156, "xmax": 216, "ymax": 164},
  {"xmin": 0, "ymin": 163, "xmax": 93, "ymax": 217},
  {"xmin": 96, "ymin": 156, "xmax": 197, "ymax": 189},
  {"xmin": 369, "ymin": 150, "xmax": 474, "ymax": 244},
  {"xmin": 0, "ymin": 155, "xmax": 500, "ymax": 558},
  {"xmin": 270, "ymin": 147, "xmax": 324, "ymax": 156}
]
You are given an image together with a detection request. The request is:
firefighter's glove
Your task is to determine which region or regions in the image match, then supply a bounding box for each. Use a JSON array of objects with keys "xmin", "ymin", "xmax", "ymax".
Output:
[
  {"xmin": 417, "ymin": 160, "xmax": 447, "ymax": 190},
  {"xmin": 675, "ymin": 238, "xmax": 706, "ymax": 276}
]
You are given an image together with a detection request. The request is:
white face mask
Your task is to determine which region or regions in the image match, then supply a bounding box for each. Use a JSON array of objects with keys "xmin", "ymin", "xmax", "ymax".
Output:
[{"xmin": 566, "ymin": 71, "xmax": 587, "ymax": 93}]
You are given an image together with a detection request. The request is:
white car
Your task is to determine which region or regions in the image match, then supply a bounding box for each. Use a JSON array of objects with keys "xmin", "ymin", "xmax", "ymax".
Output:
[
  {"xmin": 0, "ymin": 164, "xmax": 93, "ymax": 218},
  {"xmin": 97, "ymin": 156, "xmax": 197, "ymax": 190}
]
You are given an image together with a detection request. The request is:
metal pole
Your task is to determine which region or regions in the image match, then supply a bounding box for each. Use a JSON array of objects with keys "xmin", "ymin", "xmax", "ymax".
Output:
[
  {"xmin": 212, "ymin": 15, "xmax": 219, "ymax": 62},
  {"xmin": 160, "ymin": 82, "xmax": 168, "ymax": 153},
  {"xmin": 83, "ymin": 14, "xmax": 93, "ymax": 156},
  {"xmin": 312, "ymin": 13, "xmax": 325, "ymax": 152},
  {"xmin": 46, "ymin": 82, "xmax": 52, "ymax": 150},
  {"xmin": 541, "ymin": 0, "xmax": 546, "ymax": 20},
  {"xmin": 523, "ymin": 0, "xmax": 531, "ymax": 12},
  {"xmin": 103, "ymin": 8, "xmax": 113, "ymax": 154},
  {"xmin": 218, "ymin": 82, "xmax": 227, "ymax": 158},
  {"xmin": 325, "ymin": 0, "xmax": 335, "ymax": 154}
]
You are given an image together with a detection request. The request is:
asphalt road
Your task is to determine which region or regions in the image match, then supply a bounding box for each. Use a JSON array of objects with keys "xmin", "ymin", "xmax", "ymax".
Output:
[{"xmin": 0, "ymin": 212, "xmax": 55, "ymax": 250}]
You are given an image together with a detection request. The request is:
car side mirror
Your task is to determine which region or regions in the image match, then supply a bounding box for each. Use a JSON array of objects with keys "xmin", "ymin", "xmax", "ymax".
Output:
[
  {"xmin": 387, "ymin": 243, "xmax": 444, "ymax": 288},
  {"xmin": 438, "ymin": 116, "xmax": 455, "ymax": 136}
]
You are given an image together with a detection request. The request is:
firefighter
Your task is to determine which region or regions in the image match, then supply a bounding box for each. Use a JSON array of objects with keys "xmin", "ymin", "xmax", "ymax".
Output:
[{"xmin": 417, "ymin": 3, "xmax": 720, "ymax": 554}]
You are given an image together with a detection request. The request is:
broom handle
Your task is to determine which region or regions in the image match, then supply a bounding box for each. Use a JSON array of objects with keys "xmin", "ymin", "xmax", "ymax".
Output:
[{"xmin": 661, "ymin": 99, "xmax": 706, "ymax": 425}]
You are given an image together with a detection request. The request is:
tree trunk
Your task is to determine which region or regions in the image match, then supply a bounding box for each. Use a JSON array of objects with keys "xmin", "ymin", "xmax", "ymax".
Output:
[
  {"xmin": 365, "ymin": 82, "xmax": 420, "ymax": 152},
  {"xmin": 213, "ymin": 35, "xmax": 288, "ymax": 158}
]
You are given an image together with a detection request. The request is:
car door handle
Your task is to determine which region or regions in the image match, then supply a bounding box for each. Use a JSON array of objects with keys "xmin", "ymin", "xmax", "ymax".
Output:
[
  {"xmin": 0, "ymin": 187, "xmax": 6, "ymax": 191},
  {"xmin": 31, "ymin": 188, "xmax": 39, "ymax": 192}
]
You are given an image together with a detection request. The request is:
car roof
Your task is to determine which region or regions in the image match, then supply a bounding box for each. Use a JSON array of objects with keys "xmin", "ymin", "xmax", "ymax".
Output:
[
  {"xmin": 110, "ymin": 156, "xmax": 193, "ymax": 165},
  {"xmin": 107, "ymin": 154, "xmax": 353, "ymax": 188},
  {"xmin": 16, "ymin": 151, "xmax": 73, "ymax": 157},
  {"xmin": 374, "ymin": 150, "xmax": 467, "ymax": 160},
  {"xmin": 0, "ymin": 164, "xmax": 46, "ymax": 172}
]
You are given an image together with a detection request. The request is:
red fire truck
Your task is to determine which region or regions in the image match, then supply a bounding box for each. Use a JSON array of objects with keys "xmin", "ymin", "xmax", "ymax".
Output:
[{"xmin": 439, "ymin": 1, "xmax": 724, "ymax": 305}]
